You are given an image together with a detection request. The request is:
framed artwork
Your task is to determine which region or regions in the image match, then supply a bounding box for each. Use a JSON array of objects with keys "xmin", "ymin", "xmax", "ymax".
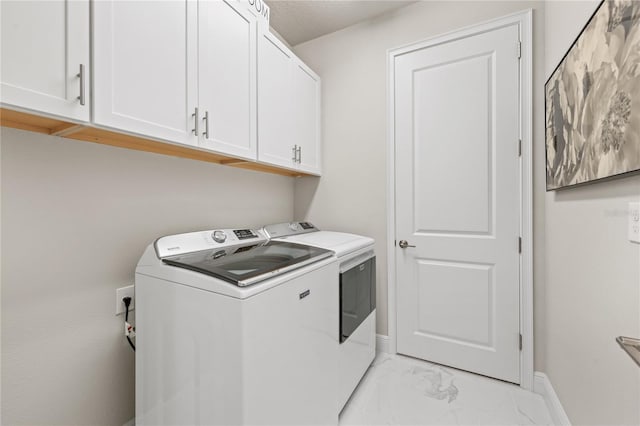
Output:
[{"xmin": 545, "ymin": 0, "xmax": 640, "ymax": 190}]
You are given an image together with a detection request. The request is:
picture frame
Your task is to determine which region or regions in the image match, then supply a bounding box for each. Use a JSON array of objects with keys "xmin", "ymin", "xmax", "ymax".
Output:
[{"xmin": 545, "ymin": 0, "xmax": 640, "ymax": 190}]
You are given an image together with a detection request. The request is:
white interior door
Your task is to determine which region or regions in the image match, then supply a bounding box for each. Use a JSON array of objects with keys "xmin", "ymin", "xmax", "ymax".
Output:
[
  {"xmin": 394, "ymin": 23, "xmax": 521, "ymax": 383},
  {"xmin": 198, "ymin": 0, "xmax": 256, "ymax": 160}
]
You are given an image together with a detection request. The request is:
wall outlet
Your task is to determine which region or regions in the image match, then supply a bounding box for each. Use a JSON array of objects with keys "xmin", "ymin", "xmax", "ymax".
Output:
[
  {"xmin": 629, "ymin": 202, "xmax": 640, "ymax": 244},
  {"xmin": 116, "ymin": 285, "xmax": 135, "ymax": 316}
]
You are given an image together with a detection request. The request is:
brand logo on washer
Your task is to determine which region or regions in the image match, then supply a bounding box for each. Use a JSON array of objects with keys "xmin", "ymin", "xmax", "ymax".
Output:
[
  {"xmin": 167, "ymin": 246, "xmax": 180, "ymax": 251},
  {"xmin": 299, "ymin": 289, "xmax": 310, "ymax": 300}
]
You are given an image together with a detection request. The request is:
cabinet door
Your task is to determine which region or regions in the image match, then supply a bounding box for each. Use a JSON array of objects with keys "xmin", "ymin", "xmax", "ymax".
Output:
[
  {"xmin": 93, "ymin": 1, "xmax": 197, "ymax": 146},
  {"xmin": 257, "ymin": 29, "xmax": 297, "ymax": 170},
  {"xmin": 293, "ymin": 62, "xmax": 321, "ymax": 175},
  {"xmin": 0, "ymin": 0, "xmax": 90, "ymax": 121},
  {"xmin": 198, "ymin": 0, "xmax": 257, "ymax": 160}
]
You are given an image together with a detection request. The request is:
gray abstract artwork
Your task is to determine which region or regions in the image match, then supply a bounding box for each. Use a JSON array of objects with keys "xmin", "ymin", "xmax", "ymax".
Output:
[{"xmin": 546, "ymin": 0, "xmax": 640, "ymax": 190}]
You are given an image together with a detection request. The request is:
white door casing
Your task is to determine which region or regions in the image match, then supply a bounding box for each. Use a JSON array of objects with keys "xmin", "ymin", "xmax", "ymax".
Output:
[
  {"xmin": 198, "ymin": 0, "xmax": 257, "ymax": 160},
  {"xmin": 394, "ymin": 23, "xmax": 521, "ymax": 383},
  {"xmin": 93, "ymin": 0, "xmax": 198, "ymax": 146},
  {"xmin": 0, "ymin": 0, "xmax": 90, "ymax": 122}
]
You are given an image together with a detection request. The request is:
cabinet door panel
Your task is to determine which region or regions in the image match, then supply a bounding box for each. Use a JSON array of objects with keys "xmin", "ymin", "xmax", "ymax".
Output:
[
  {"xmin": 257, "ymin": 30, "xmax": 296, "ymax": 170},
  {"xmin": 0, "ymin": 0, "xmax": 89, "ymax": 121},
  {"xmin": 199, "ymin": 0, "xmax": 256, "ymax": 160},
  {"xmin": 293, "ymin": 63, "xmax": 321, "ymax": 175},
  {"xmin": 93, "ymin": 1, "xmax": 197, "ymax": 146}
]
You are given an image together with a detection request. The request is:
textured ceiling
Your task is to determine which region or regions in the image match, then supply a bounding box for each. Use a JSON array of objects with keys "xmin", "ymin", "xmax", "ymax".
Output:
[{"xmin": 264, "ymin": 0, "xmax": 417, "ymax": 46}]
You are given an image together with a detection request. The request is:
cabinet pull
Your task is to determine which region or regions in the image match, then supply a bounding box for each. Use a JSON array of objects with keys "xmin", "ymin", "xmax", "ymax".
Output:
[
  {"xmin": 296, "ymin": 146, "xmax": 302, "ymax": 163},
  {"xmin": 203, "ymin": 110, "xmax": 210, "ymax": 139},
  {"xmin": 76, "ymin": 64, "xmax": 85, "ymax": 106},
  {"xmin": 292, "ymin": 145, "xmax": 298, "ymax": 162},
  {"xmin": 192, "ymin": 107, "xmax": 199, "ymax": 136}
]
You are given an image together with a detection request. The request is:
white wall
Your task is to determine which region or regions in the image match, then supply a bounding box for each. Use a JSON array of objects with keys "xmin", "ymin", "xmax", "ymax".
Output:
[
  {"xmin": 292, "ymin": 1, "xmax": 547, "ymax": 367},
  {"xmin": 0, "ymin": 128, "xmax": 294, "ymax": 425},
  {"xmin": 544, "ymin": 1, "xmax": 640, "ymax": 424}
]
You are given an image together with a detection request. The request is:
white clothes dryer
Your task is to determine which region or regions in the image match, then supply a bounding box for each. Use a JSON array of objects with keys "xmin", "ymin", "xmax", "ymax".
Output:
[{"xmin": 263, "ymin": 222, "xmax": 376, "ymax": 411}]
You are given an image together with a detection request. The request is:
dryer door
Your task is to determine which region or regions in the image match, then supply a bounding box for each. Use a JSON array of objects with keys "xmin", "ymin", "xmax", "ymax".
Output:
[{"xmin": 340, "ymin": 253, "xmax": 376, "ymax": 343}]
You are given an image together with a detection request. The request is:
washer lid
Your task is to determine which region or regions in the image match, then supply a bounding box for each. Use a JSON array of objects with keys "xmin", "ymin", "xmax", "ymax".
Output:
[{"xmin": 161, "ymin": 241, "xmax": 333, "ymax": 286}]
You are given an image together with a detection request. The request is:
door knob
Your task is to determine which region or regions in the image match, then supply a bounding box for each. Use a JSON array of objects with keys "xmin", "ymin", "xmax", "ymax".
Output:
[{"xmin": 398, "ymin": 240, "xmax": 415, "ymax": 249}]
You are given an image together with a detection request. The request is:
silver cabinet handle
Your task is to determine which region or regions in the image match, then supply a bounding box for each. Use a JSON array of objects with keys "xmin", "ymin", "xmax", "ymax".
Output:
[
  {"xmin": 76, "ymin": 64, "xmax": 85, "ymax": 106},
  {"xmin": 292, "ymin": 145, "xmax": 298, "ymax": 162},
  {"xmin": 203, "ymin": 110, "xmax": 210, "ymax": 139},
  {"xmin": 296, "ymin": 146, "xmax": 301, "ymax": 163},
  {"xmin": 398, "ymin": 240, "xmax": 416, "ymax": 249},
  {"xmin": 192, "ymin": 107, "xmax": 199, "ymax": 136}
]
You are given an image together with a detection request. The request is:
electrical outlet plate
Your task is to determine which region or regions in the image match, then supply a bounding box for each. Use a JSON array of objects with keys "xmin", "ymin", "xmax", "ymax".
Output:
[
  {"xmin": 629, "ymin": 202, "xmax": 640, "ymax": 244},
  {"xmin": 116, "ymin": 285, "xmax": 135, "ymax": 316}
]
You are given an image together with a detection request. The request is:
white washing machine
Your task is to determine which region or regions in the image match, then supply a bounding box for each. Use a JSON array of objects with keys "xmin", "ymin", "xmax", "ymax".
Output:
[
  {"xmin": 135, "ymin": 227, "xmax": 339, "ymax": 425},
  {"xmin": 263, "ymin": 222, "xmax": 376, "ymax": 411}
]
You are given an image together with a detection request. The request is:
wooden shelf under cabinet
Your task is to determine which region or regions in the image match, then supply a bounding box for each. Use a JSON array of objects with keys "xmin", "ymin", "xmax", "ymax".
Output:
[{"xmin": 0, "ymin": 108, "xmax": 307, "ymax": 178}]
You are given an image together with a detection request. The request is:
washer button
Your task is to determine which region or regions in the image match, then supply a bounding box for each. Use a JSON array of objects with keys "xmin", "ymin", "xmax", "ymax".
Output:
[{"xmin": 212, "ymin": 230, "xmax": 227, "ymax": 243}]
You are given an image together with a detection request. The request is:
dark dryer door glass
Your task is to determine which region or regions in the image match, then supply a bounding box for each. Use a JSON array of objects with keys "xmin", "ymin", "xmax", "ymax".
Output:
[
  {"xmin": 162, "ymin": 241, "xmax": 332, "ymax": 286},
  {"xmin": 340, "ymin": 256, "xmax": 376, "ymax": 343}
]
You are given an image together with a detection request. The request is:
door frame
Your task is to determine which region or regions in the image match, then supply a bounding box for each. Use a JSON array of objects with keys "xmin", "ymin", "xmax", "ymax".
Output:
[{"xmin": 386, "ymin": 9, "xmax": 534, "ymax": 390}]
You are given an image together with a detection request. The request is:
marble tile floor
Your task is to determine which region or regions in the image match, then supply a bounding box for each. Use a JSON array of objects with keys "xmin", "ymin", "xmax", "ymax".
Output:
[{"xmin": 339, "ymin": 353, "xmax": 553, "ymax": 426}]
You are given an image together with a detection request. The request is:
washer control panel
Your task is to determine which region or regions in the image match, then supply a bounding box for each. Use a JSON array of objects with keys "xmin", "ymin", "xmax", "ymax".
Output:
[
  {"xmin": 234, "ymin": 229, "xmax": 258, "ymax": 240},
  {"xmin": 263, "ymin": 222, "xmax": 319, "ymax": 238},
  {"xmin": 156, "ymin": 228, "xmax": 266, "ymax": 258}
]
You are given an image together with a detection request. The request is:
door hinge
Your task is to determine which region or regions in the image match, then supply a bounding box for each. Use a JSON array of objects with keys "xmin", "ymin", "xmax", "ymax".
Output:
[
  {"xmin": 517, "ymin": 41, "xmax": 522, "ymax": 59},
  {"xmin": 394, "ymin": 240, "xmax": 397, "ymax": 247},
  {"xmin": 518, "ymin": 237, "xmax": 522, "ymax": 254},
  {"xmin": 519, "ymin": 333, "xmax": 523, "ymax": 350},
  {"xmin": 518, "ymin": 139, "xmax": 522, "ymax": 157}
]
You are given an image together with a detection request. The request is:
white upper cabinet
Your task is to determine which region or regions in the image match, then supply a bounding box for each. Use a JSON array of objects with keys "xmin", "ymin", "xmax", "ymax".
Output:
[
  {"xmin": 1, "ymin": 1, "xmax": 321, "ymax": 176},
  {"xmin": 93, "ymin": 0, "xmax": 198, "ymax": 146},
  {"xmin": 198, "ymin": 0, "xmax": 257, "ymax": 160},
  {"xmin": 0, "ymin": 0, "xmax": 90, "ymax": 121},
  {"xmin": 257, "ymin": 29, "xmax": 296, "ymax": 170},
  {"xmin": 257, "ymin": 27, "xmax": 322, "ymax": 175},
  {"xmin": 292, "ymin": 62, "xmax": 321, "ymax": 175}
]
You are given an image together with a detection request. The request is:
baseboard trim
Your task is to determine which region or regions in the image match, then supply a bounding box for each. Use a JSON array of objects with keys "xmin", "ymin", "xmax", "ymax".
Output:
[
  {"xmin": 533, "ymin": 372, "xmax": 571, "ymax": 425},
  {"xmin": 376, "ymin": 334, "xmax": 391, "ymax": 354}
]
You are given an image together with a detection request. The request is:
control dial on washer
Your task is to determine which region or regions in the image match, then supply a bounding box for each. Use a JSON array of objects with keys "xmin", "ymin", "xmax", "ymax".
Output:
[
  {"xmin": 212, "ymin": 230, "xmax": 227, "ymax": 243},
  {"xmin": 289, "ymin": 222, "xmax": 300, "ymax": 231}
]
